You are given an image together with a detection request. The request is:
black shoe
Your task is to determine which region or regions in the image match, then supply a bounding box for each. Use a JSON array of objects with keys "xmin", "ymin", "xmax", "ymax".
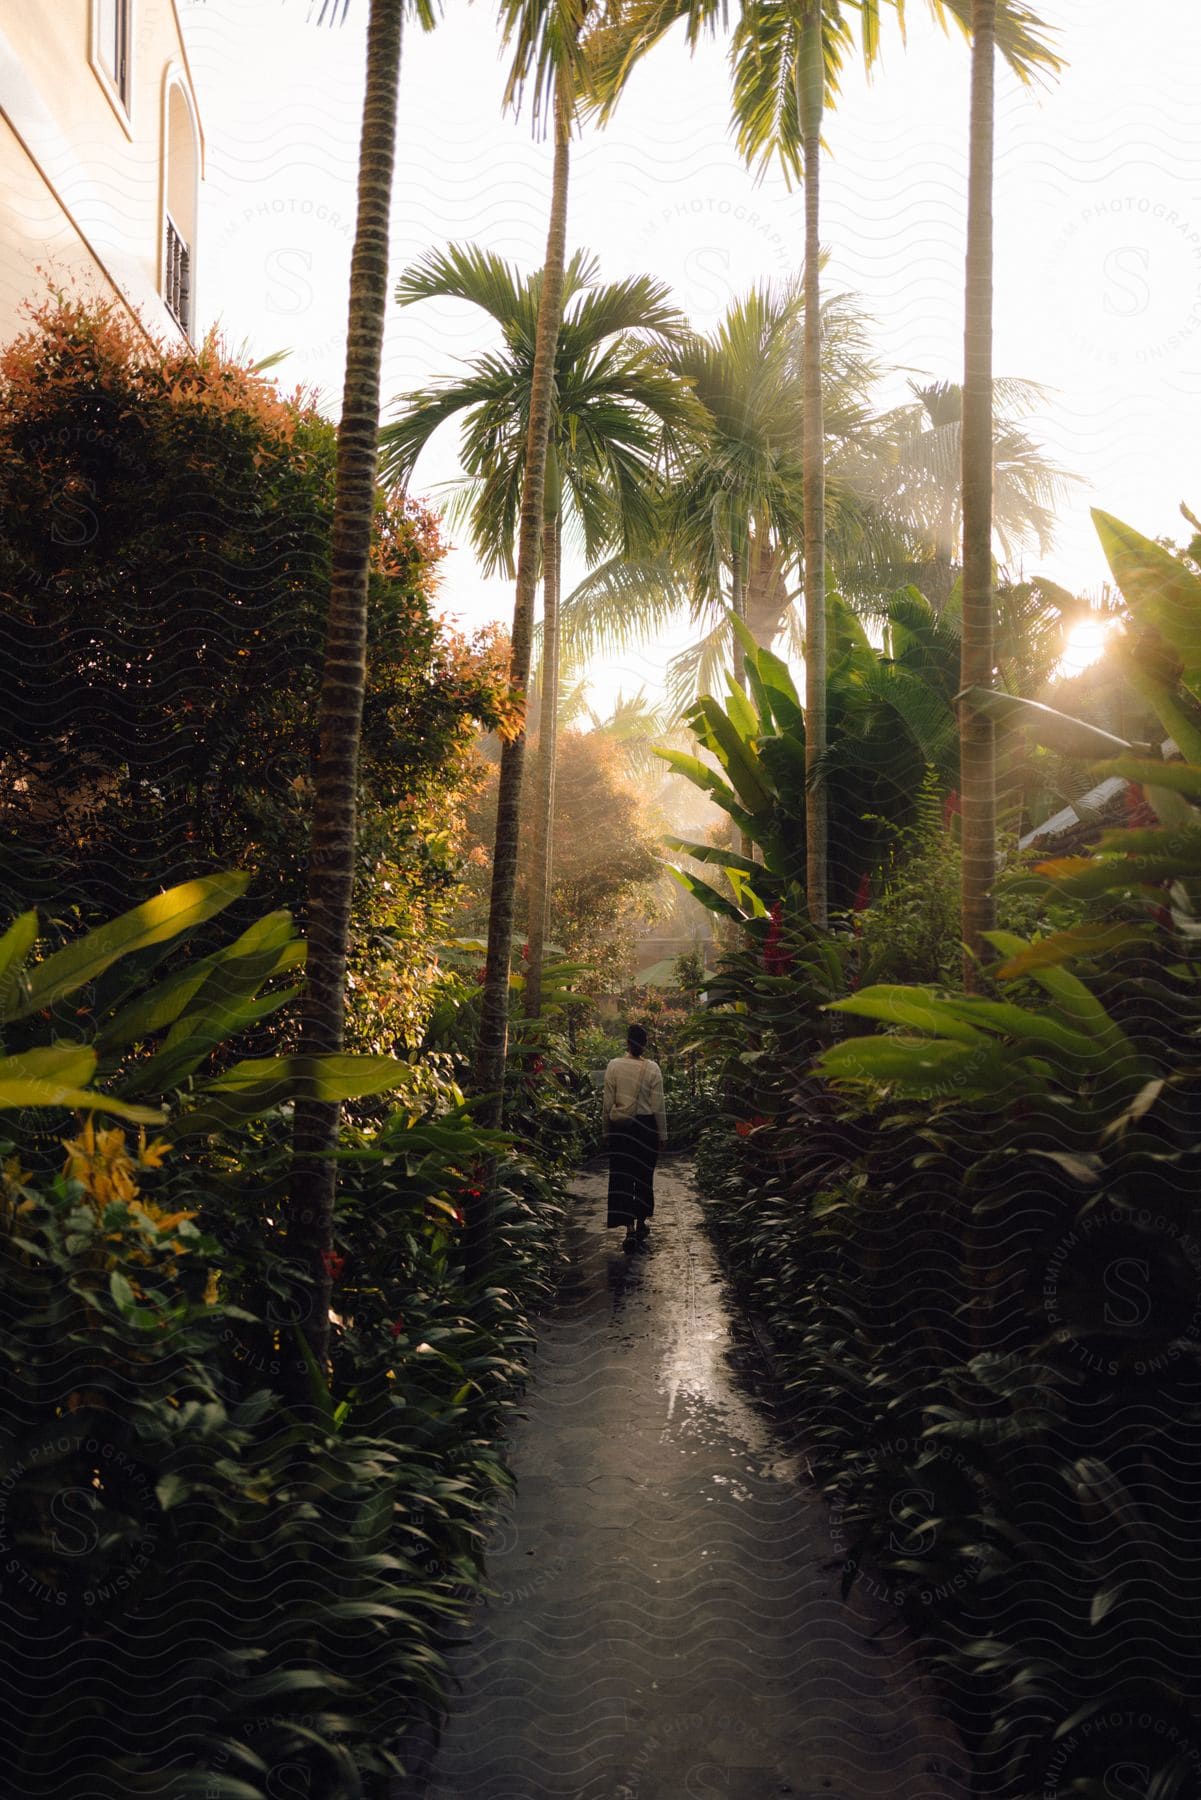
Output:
[
  {"xmin": 622, "ymin": 1230, "xmax": 637, "ymax": 1254},
  {"xmin": 635, "ymin": 1221, "xmax": 649, "ymax": 1240}
]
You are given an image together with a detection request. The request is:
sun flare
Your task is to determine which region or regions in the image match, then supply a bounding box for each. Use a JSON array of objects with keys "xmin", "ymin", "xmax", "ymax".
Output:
[{"xmin": 1057, "ymin": 615, "xmax": 1113, "ymax": 680}]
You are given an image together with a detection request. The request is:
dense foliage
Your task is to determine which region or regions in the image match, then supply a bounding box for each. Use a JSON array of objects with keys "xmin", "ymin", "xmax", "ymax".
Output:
[
  {"xmin": 0, "ymin": 297, "xmax": 508, "ymax": 1048},
  {"xmin": 686, "ymin": 507, "xmax": 1201, "ymax": 1799},
  {"xmin": 0, "ymin": 879, "xmax": 568, "ymax": 1796}
]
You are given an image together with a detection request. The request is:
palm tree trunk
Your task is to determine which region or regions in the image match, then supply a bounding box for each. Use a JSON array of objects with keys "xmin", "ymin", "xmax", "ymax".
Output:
[
  {"xmin": 287, "ymin": 0, "xmax": 404, "ymax": 1375},
  {"xmin": 799, "ymin": 3, "xmax": 828, "ymax": 930},
  {"xmin": 730, "ymin": 532, "xmax": 746, "ymax": 687},
  {"xmin": 469, "ymin": 69, "xmax": 571, "ymax": 1267},
  {"xmin": 959, "ymin": 0, "xmax": 997, "ymax": 988},
  {"xmin": 524, "ymin": 507, "xmax": 561, "ymax": 1020},
  {"xmin": 730, "ymin": 534, "xmax": 754, "ymax": 860}
]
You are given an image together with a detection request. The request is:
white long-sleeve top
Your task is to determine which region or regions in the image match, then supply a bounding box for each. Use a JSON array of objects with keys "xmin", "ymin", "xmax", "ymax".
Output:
[{"xmin": 603, "ymin": 1054, "xmax": 667, "ymax": 1143}]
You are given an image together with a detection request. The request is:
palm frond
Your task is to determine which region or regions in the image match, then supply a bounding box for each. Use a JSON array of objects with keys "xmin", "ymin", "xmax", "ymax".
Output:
[
  {"xmin": 557, "ymin": 553, "xmax": 688, "ymax": 661},
  {"xmin": 923, "ymin": 0, "xmax": 1064, "ymax": 86},
  {"xmin": 394, "ymin": 242, "xmax": 529, "ymax": 328}
]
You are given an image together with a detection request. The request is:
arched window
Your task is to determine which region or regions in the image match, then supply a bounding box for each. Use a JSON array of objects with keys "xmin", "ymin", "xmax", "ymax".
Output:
[{"xmin": 162, "ymin": 72, "xmax": 200, "ymax": 338}]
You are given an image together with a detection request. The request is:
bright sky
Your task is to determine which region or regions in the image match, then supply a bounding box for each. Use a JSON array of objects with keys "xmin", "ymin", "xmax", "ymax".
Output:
[{"xmin": 181, "ymin": 0, "xmax": 1201, "ymax": 713}]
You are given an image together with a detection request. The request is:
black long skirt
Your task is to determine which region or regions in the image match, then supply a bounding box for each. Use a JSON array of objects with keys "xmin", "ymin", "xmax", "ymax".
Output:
[{"xmin": 606, "ymin": 1113, "xmax": 659, "ymax": 1229}]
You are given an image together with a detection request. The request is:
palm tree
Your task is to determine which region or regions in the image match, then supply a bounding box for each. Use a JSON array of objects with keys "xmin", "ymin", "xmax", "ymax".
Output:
[
  {"xmin": 287, "ymin": 0, "xmax": 435, "ymax": 1378},
  {"xmin": 596, "ymin": 0, "xmax": 1060, "ymax": 928},
  {"xmin": 957, "ymin": 0, "xmax": 998, "ymax": 984},
  {"xmin": 860, "ymin": 377, "xmax": 1078, "ymax": 610},
  {"xmin": 381, "ymin": 246, "xmax": 698, "ymax": 1023},
  {"xmin": 555, "ymin": 283, "xmax": 900, "ymax": 717}
]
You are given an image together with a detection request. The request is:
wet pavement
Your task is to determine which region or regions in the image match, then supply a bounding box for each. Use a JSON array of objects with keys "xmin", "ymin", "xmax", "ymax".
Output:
[{"xmin": 408, "ymin": 1158, "xmax": 970, "ymax": 1800}]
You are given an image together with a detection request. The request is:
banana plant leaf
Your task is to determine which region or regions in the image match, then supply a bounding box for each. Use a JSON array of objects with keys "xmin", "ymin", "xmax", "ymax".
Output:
[
  {"xmin": 663, "ymin": 864, "xmax": 748, "ymax": 925},
  {"xmin": 1093, "ymin": 756, "xmax": 1201, "ymax": 801},
  {"xmin": 661, "ymin": 836, "xmax": 762, "ymax": 878},
  {"xmin": 730, "ymin": 616, "xmax": 804, "ymax": 730},
  {"xmin": 1094, "ymin": 507, "xmax": 1201, "ymax": 688},
  {"xmin": 722, "ymin": 675, "xmax": 763, "ymax": 745},
  {"xmin": 1033, "ymin": 849, "xmax": 1201, "ymax": 897},
  {"xmin": 956, "ymin": 688, "xmax": 1142, "ymax": 760},
  {"xmin": 654, "ymin": 748, "xmax": 761, "ymax": 845},
  {"xmin": 118, "ymin": 987, "xmax": 302, "ymax": 1097},
  {"xmin": 689, "ymin": 697, "xmax": 773, "ymax": 814},
  {"xmin": 1113, "ymin": 646, "xmax": 1201, "ymax": 763}
]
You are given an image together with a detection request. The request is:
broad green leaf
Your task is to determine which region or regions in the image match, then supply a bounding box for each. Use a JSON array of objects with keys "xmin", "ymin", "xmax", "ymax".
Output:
[
  {"xmin": 155, "ymin": 1470, "xmax": 189, "ymax": 1511},
  {"xmin": 730, "ymin": 618, "xmax": 777, "ymax": 733},
  {"xmin": 1094, "ymin": 507, "xmax": 1201, "ymax": 685},
  {"xmin": 288, "ymin": 1322, "xmax": 336, "ymax": 1426},
  {"xmin": 1033, "ymin": 851, "xmax": 1201, "ymax": 897},
  {"xmin": 832, "ymin": 986, "xmax": 1099, "ymax": 1067},
  {"xmin": 0, "ymin": 911, "xmax": 37, "ymax": 1017},
  {"xmin": 7, "ymin": 873, "xmax": 251, "ymax": 1024},
  {"xmin": 203, "ymin": 1053, "xmax": 406, "ymax": 1101},
  {"xmin": 170, "ymin": 1053, "xmax": 409, "ymax": 1139},
  {"xmin": 653, "ymin": 746, "xmax": 739, "ymax": 806},
  {"xmin": 723, "ymin": 674, "xmax": 761, "ymax": 744},
  {"xmin": 663, "ymin": 864, "xmax": 747, "ymax": 925},
  {"xmin": 1092, "ymin": 756, "xmax": 1201, "ymax": 799},
  {"xmin": 1093, "ymin": 825, "xmax": 1201, "ymax": 856},
  {"xmin": 985, "ymin": 929, "xmax": 1137, "ymax": 1064},
  {"xmin": 725, "ymin": 867, "xmax": 768, "ymax": 917},
  {"xmin": 693, "ymin": 697, "xmax": 773, "ymax": 814},
  {"xmin": 992, "ymin": 923, "xmax": 1155, "ymax": 976},
  {"xmin": 119, "ymin": 987, "xmax": 301, "ymax": 1097},
  {"xmin": 0, "ymin": 1047, "xmax": 163, "ymax": 1121},
  {"xmin": 1116, "ymin": 650, "xmax": 1201, "ymax": 763},
  {"xmin": 109, "ymin": 1270, "xmax": 136, "ymax": 1311},
  {"xmin": 828, "ymin": 985, "xmax": 988, "ymax": 1045},
  {"xmin": 957, "ymin": 687, "xmax": 1136, "ymax": 759},
  {"xmin": 815, "ymin": 1034, "xmax": 1022, "ymax": 1100},
  {"xmin": 654, "ymin": 750, "xmax": 761, "ymax": 843},
  {"xmin": 662, "ymin": 835, "xmax": 761, "ymax": 877},
  {"xmin": 753, "ymin": 644, "xmax": 805, "ymax": 730},
  {"xmin": 98, "ymin": 910, "xmax": 302, "ymax": 1051}
]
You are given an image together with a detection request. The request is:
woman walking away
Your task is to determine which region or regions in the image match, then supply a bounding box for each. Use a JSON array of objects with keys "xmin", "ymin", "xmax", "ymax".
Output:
[{"xmin": 603, "ymin": 1022, "xmax": 668, "ymax": 1254}]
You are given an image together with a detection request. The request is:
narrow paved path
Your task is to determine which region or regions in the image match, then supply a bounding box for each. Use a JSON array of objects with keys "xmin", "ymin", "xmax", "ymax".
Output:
[{"xmin": 415, "ymin": 1160, "xmax": 970, "ymax": 1800}]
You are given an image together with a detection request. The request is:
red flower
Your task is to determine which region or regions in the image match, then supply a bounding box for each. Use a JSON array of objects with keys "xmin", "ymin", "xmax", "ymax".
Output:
[
  {"xmin": 852, "ymin": 872, "xmax": 871, "ymax": 913},
  {"xmin": 389, "ymin": 1315, "xmax": 405, "ymax": 1339},
  {"xmin": 763, "ymin": 900, "xmax": 793, "ymax": 976},
  {"xmin": 320, "ymin": 1249, "xmax": 346, "ymax": 1281},
  {"xmin": 943, "ymin": 789, "xmax": 961, "ymax": 825},
  {"xmin": 531, "ymin": 1055, "xmax": 546, "ymax": 1075}
]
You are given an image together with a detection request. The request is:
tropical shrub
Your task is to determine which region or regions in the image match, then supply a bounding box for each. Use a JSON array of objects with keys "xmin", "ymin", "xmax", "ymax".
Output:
[
  {"xmin": 0, "ymin": 879, "xmax": 570, "ymax": 1795},
  {"xmin": 0, "ymin": 295, "xmax": 507, "ymax": 1049},
  {"xmin": 686, "ymin": 505, "xmax": 1201, "ymax": 1798}
]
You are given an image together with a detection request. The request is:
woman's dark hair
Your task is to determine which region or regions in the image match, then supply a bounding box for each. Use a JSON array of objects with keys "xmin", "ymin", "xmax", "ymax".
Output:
[{"xmin": 626, "ymin": 1022, "xmax": 648, "ymax": 1057}]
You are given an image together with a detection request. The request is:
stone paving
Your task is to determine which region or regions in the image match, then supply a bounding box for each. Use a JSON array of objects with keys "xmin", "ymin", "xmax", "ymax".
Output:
[{"xmin": 409, "ymin": 1158, "xmax": 971, "ymax": 1800}]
